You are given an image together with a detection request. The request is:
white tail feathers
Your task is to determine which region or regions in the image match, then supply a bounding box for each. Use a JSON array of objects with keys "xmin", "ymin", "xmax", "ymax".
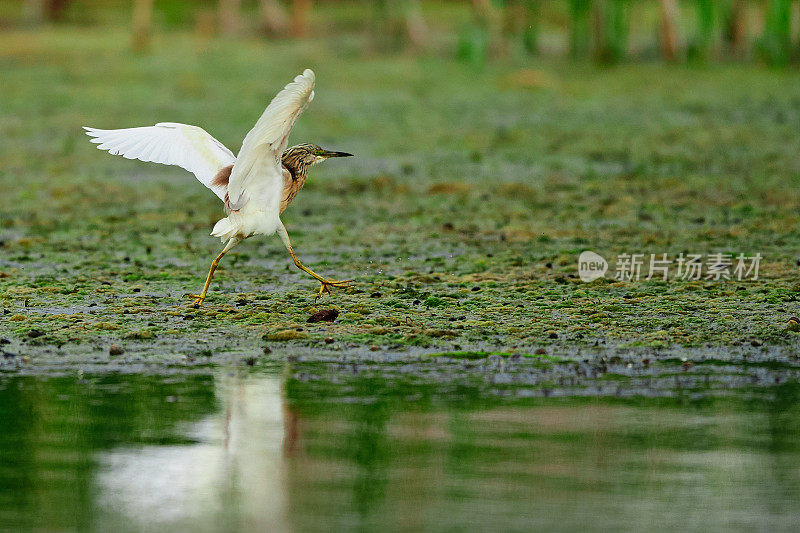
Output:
[
  {"xmin": 211, "ymin": 217, "xmax": 238, "ymax": 242},
  {"xmin": 210, "ymin": 207, "xmax": 281, "ymax": 243}
]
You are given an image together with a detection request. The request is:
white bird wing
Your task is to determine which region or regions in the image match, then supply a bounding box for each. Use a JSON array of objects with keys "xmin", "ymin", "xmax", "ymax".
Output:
[
  {"xmin": 226, "ymin": 69, "xmax": 315, "ymax": 210},
  {"xmin": 83, "ymin": 123, "xmax": 236, "ymax": 202}
]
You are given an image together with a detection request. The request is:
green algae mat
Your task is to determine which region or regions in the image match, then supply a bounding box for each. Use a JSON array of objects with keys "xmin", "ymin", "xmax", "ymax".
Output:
[{"xmin": 1, "ymin": 29, "xmax": 800, "ymax": 371}]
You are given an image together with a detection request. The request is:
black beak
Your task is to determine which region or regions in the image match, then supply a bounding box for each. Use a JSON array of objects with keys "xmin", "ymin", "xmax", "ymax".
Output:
[{"xmin": 322, "ymin": 150, "xmax": 353, "ymax": 158}]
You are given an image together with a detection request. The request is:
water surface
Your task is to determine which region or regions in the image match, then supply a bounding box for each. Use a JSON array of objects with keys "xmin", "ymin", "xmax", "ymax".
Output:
[{"xmin": 1, "ymin": 366, "xmax": 799, "ymax": 532}]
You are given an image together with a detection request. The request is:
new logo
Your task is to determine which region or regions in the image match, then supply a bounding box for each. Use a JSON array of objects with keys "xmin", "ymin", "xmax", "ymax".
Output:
[{"xmin": 578, "ymin": 251, "xmax": 608, "ymax": 282}]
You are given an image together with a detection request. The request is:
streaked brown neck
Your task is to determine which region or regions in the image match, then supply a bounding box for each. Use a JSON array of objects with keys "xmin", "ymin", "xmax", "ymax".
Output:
[{"xmin": 281, "ymin": 149, "xmax": 312, "ymax": 182}]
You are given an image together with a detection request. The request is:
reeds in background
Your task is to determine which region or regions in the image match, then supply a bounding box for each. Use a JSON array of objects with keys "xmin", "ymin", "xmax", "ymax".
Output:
[
  {"xmin": 687, "ymin": 0, "xmax": 715, "ymax": 61},
  {"xmin": 569, "ymin": 0, "xmax": 593, "ymax": 58},
  {"xmin": 131, "ymin": 0, "xmax": 153, "ymax": 51},
  {"xmin": 371, "ymin": 0, "xmax": 428, "ymax": 52},
  {"xmin": 721, "ymin": 0, "xmax": 747, "ymax": 57},
  {"xmin": 11, "ymin": 1, "xmax": 800, "ymax": 67},
  {"xmin": 758, "ymin": 0, "xmax": 793, "ymax": 65},
  {"xmin": 593, "ymin": 0, "xmax": 630, "ymax": 64}
]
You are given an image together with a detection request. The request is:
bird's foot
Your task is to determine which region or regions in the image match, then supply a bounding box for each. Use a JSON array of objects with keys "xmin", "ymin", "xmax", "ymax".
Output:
[
  {"xmin": 184, "ymin": 293, "xmax": 206, "ymax": 308},
  {"xmin": 315, "ymin": 278, "xmax": 352, "ymax": 301}
]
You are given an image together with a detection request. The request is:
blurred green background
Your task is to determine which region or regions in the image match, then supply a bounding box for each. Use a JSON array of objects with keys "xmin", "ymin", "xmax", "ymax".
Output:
[{"xmin": 5, "ymin": 1, "xmax": 800, "ymax": 65}]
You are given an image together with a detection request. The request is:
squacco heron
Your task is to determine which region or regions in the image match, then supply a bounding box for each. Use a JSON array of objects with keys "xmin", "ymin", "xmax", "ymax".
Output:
[{"xmin": 84, "ymin": 69, "xmax": 353, "ymax": 307}]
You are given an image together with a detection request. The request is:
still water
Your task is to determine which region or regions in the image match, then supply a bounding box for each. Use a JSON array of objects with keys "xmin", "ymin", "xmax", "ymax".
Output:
[{"xmin": 1, "ymin": 365, "xmax": 800, "ymax": 532}]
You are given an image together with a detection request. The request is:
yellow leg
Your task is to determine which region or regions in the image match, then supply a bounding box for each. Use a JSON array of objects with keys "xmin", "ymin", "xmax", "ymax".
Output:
[
  {"xmin": 278, "ymin": 223, "xmax": 351, "ymax": 300},
  {"xmin": 288, "ymin": 247, "xmax": 351, "ymax": 299},
  {"xmin": 186, "ymin": 239, "xmax": 238, "ymax": 307}
]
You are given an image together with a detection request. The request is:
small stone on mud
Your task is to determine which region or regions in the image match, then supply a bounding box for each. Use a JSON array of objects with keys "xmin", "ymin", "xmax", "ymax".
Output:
[
  {"xmin": 109, "ymin": 344, "xmax": 124, "ymax": 356},
  {"xmin": 370, "ymin": 292, "xmax": 382, "ymax": 298},
  {"xmin": 471, "ymin": 286, "xmax": 481, "ymax": 292},
  {"xmin": 1, "ymin": 349, "xmax": 16, "ymax": 359},
  {"xmin": 27, "ymin": 329, "xmax": 44, "ymax": 338},
  {"xmin": 244, "ymin": 356, "xmax": 256, "ymax": 366},
  {"xmin": 324, "ymin": 337, "xmax": 335, "ymax": 344},
  {"xmin": 549, "ymin": 332, "xmax": 558, "ymax": 339},
  {"xmin": 0, "ymin": 338, "xmax": 9, "ymax": 345},
  {"xmin": 308, "ymin": 309, "xmax": 339, "ymax": 323},
  {"xmin": 751, "ymin": 340, "xmax": 763, "ymax": 347}
]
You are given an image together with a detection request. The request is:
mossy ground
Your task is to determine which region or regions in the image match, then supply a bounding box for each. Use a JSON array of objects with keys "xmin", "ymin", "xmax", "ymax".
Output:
[{"xmin": 2, "ymin": 26, "xmax": 800, "ymax": 369}]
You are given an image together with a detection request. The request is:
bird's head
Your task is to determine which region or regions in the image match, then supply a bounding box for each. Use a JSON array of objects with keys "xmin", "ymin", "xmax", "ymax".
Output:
[{"xmin": 282, "ymin": 143, "xmax": 352, "ymax": 176}]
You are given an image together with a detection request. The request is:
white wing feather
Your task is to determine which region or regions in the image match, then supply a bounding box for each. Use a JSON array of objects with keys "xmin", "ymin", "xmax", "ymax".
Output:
[
  {"xmin": 226, "ymin": 69, "xmax": 315, "ymax": 210},
  {"xmin": 83, "ymin": 123, "xmax": 236, "ymax": 202}
]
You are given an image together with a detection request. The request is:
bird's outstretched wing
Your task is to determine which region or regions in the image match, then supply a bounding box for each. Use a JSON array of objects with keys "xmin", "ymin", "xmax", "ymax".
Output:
[
  {"xmin": 226, "ymin": 69, "xmax": 315, "ymax": 210},
  {"xmin": 83, "ymin": 123, "xmax": 236, "ymax": 202}
]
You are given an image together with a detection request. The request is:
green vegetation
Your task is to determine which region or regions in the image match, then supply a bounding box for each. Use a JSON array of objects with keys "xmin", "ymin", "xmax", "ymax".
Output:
[
  {"xmin": 10, "ymin": 1, "xmax": 800, "ymax": 66},
  {"xmin": 758, "ymin": 0, "xmax": 794, "ymax": 65},
  {"xmin": 1, "ymin": 21, "xmax": 800, "ymax": 364}
]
